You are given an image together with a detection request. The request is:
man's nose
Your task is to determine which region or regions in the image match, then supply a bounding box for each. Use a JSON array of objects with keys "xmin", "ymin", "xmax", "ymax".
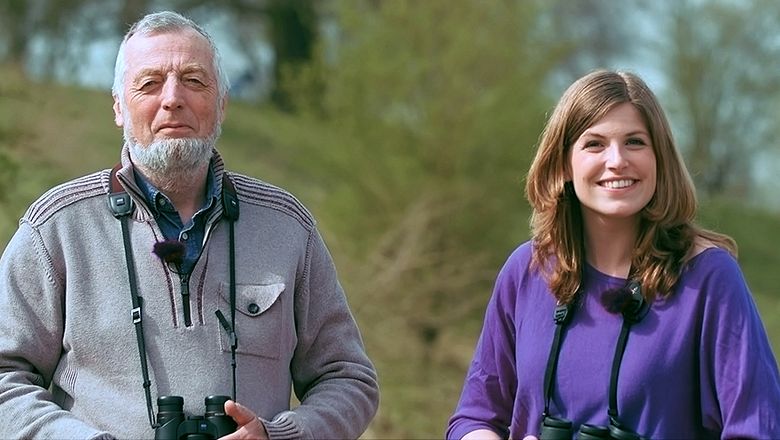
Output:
[{"xmin": 160, "ymin": 78, "xmax": 184, "ymax": 110}]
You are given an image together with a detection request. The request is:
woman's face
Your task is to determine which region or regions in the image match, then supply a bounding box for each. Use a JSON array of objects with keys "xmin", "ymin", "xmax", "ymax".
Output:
[{"xmin": 568, "ymin": 102, "xmax": 657, "ymax": 226}]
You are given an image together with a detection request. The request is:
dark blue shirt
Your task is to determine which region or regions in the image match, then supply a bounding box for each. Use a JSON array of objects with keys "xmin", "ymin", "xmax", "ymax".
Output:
[{"xmin": 133, "ymin": 165, "xmax": 219, "ymax": 275}]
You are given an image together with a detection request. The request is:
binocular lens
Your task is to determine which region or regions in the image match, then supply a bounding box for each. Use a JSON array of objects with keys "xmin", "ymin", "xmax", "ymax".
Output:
[
  {"xmin": 540, "ymin": 416, "xmax": 573, "ymax": 440},
  {"xmin": 578, "ymin": 423, "xmax": 610, "ymax": 440},
  {"xmin": 204, "ymin": 395, "xmax": 230, "ymax": 417},
  {"xmin": 540, "ymin": 417, "xmax": 642, "ymax": 440},
  {"xmin": 608, "ymin": 423, "xmax": 641, "ymax": 440},
  {"xmin": 156, "ymin": 395, "xmax": 185, "ymax": 426},
  {"xmin": 157, "ymin": 395, "xmax": 184, "ymax": 413}
]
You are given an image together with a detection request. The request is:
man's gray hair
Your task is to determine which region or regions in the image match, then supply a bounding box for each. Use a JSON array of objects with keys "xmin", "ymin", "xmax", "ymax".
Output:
[{"xmin": 111, "ymin": 11, "xmax": 230, "ymax": 103}]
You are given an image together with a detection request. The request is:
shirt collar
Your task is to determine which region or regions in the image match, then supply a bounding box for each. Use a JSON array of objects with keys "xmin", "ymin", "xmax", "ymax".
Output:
[{"xmin": 132, "ymin": 161, "xmax": 219, "ymax": 216}]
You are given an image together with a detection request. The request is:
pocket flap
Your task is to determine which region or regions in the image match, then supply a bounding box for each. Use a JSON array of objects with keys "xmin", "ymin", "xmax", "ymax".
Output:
[{"xmin": 220, "ymin": 282, "xmax": 285, "ymax": 317}]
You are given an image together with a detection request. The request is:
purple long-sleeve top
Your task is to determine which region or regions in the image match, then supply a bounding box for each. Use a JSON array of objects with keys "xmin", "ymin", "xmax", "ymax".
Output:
[{"xmin": 447, "ymin": 241, "xmax": 780, "ymax": 439}]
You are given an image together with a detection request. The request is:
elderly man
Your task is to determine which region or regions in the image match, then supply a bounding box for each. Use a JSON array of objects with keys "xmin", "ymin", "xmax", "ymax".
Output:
[{"xmin": 0, "ymin": 11, "xmax": 378, "ymax": 440}]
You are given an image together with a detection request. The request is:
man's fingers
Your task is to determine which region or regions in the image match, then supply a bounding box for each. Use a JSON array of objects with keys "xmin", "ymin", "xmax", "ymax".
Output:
[{"xmin": 224, "ymin": 400, "xmax": 257, "ymax": 425}]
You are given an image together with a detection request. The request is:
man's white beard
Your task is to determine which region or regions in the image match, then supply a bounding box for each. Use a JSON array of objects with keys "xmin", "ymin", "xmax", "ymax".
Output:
[{"xmin": 124, "ymin": 122, "xmax": 220, "ymax": 190}]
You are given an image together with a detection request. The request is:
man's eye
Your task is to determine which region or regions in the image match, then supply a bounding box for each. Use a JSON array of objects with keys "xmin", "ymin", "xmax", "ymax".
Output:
[{"xmin": 185, "ymin": 77, "xmax": 205, "ymax": 85}]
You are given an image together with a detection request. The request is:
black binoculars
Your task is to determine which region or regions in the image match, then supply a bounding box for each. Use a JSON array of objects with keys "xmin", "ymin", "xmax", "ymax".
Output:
[
  {"xmin": 540, "ymin": 415, "xmax": 642, "ymax": 440},
  {"xmin": 154, "ymin": 395, "xmax": 237, "ymax": 440}
]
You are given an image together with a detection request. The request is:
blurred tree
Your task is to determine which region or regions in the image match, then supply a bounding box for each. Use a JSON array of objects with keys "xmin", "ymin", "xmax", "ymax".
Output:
[
  {"xmin": 0, "ymin": 148, "xmax": 17, "ymax": 204},
  {"xmin": 117, "ymin": 0, "xmax": 151, "ymax": 33},
  {"xmin": 266, "ymin": 0, "xmax": 317, "ymax": 109},
  {"xmin": 0, "ymin": 0, "xmax": 120, "ymax": 80},
  {"xmin": 36, "ymin": 0, "xmax": 104, "ymax": 79},
  {"xmin": 0, "ymin": 0, "xmax": 32, "ymax": 66},
  {"xmin": 650, "ymin": 0, "xmax": 780, "ymax": 196},
  {"xmin": 0, "ymin": 0, "xmax": 318, "ymax": 109},
  {"xmin": 537, "ymin": 0, "xmax": 639, "ymax": 90},
  {"xmin": 280, "ymin": 0, "xmax": 563, "ymax": 434}
]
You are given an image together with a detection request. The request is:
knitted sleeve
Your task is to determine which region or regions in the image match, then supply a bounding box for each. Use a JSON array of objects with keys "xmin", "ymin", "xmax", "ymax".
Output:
[{"xmin": 0, "ymin": 222, "xmax": 114, "ymax": 439}]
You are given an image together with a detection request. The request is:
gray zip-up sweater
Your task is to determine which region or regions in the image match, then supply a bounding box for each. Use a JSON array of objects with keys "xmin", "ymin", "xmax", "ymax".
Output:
[{"xmin": 0, "ymin": 148, "xmax": 379, "ymax": 439}]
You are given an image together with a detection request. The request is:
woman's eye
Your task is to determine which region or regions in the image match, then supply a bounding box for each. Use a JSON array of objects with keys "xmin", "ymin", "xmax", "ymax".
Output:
[
  {"xmin": 626, "ymin": 138, "xmax": 647, "ymax": 147},
  {"xmin": 584, "ymin": 140, "xmax": 602, "ymax": 149}
]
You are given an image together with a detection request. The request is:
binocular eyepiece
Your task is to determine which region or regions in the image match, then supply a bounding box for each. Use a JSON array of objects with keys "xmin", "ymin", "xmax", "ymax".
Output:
[
  {"xmin": 540, "ymin": 415, "xmax": 642, "ymax": 440},
  {"xmin": 154, "ymin": 395, "xmax": 237, "ymax": 440}
]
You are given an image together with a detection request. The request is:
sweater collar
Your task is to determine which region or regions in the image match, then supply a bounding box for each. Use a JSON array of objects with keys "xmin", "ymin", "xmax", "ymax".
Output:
[{"xmin": 114, "ymin": 144, "xmax": 227, "ymax": 223}]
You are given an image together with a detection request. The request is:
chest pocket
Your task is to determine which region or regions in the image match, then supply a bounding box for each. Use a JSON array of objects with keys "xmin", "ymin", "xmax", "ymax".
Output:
[{"xmin": 218, "ymin": 282, "xmax": 285, "ymax": 359}]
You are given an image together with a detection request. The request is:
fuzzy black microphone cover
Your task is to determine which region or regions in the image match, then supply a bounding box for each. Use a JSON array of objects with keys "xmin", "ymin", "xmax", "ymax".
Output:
[{"xmin": 152, "ymin": 239, "xmax": 185, "ymax": 266}]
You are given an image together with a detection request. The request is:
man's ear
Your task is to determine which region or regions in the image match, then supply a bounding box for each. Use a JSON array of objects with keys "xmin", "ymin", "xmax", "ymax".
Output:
[
  {"xmin": 219, "ymin": 94, "xmax": 228, "ymax": 123},
  {"xmin": 113, "ymin": 95, "xmax": 123, "ymax": 127}
]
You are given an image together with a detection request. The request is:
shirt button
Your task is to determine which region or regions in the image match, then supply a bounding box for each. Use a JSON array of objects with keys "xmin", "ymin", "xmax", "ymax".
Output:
[
  {"xmin": 181, "ymin": 232, "xmax": 189, "ymax": 240},
  {"xmin": 247, "ymin": 303, "xmax": 260, "ymax": 314}
]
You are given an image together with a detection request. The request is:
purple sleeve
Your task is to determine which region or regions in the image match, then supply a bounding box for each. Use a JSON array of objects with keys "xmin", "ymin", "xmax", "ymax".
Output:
[
  {"xmin": 446, "ymin": 250, "xmax": 524, "ymax": 440},
  {"xmin": 697, "ymin": 251, "xmax": 780, "ymax": 436}
]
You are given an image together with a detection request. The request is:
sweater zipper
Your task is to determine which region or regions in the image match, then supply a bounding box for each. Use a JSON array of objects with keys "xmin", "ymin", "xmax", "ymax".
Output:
[
  {"xmin": 181, "ymin": 273, "xmax": 192, "ymax": 327},
  {"xmin": 177, "ymin": 215, "xmax": 219, "ymax": 328}
]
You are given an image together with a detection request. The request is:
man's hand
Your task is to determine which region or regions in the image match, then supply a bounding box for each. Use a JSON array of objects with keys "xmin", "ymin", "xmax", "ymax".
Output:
[{"xmin": 220, "ymin": 400, "xmax": 269, "ymax": 440}]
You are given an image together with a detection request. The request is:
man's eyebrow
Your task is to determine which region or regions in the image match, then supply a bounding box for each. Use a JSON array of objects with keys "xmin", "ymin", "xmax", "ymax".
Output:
[
  {"xmin": 133, "ymin": 67, "xmax": 162, "ymax": 79},
  {"xmin": 132, "ymin": 64, "xmax": 210, "ymax": 79},
  {"xmin": 180, "ymin": 64, "xmax": 210, "ymax": 75}
]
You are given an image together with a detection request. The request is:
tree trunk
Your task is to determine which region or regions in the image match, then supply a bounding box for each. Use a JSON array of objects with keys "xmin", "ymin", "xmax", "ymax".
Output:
[{"xmin": 267, "ymin": 0, "xmax": 317, "ymax": 110}]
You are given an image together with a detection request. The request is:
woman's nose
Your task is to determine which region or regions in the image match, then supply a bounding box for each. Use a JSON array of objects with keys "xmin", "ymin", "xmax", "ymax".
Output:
[{"xmin": 606, "ymin": 143, "xmax": 629, "ymax": 169}]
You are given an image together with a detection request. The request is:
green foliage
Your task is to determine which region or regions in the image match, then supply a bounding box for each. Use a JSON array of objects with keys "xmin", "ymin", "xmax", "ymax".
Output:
[
  {"xmin": 0, "ymin": 91, "xmax": 22, "ymax": 206},
  {"xmin": 284, "ymin": 0, "xmax": 556, "ymax": 255},
  {"xmin": 0, "ymin": 64, "xmax": 122, "ymax": 241},
  {"xmin": 0, "ymin": 148, "xmax": 18, "ymax": 203},
  {"xmin": 0, "ymin": 65, "xmax": 27, "ymax": 239},
  {"xmin": 0, "ymin": 146, "xmax": 20, "ymax": 242}
]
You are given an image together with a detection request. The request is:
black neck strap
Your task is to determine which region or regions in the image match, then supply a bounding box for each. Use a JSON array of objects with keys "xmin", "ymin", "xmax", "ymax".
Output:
[
  {"xmin": 608, "ymin": 320, "xmax": 632, "ymax": 420},
  {"xmin": 542, "ymin": 303, "xmax": 573, "ymax": 417},
  {"xmin": 219, "ymin": 173, "xmax": 239, "ymax": 401},
  {"xmin": 108, "ymin": 164, "xmax": 240, "ymax": 427},
  {"xmin": 542, "ymin": 279, "xmax": 649, "ymax": 424}
]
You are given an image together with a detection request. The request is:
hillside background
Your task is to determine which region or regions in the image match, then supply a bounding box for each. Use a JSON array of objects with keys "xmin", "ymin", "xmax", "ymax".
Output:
[{"xmin": 1, "ymin": 1, "xmax": 779, "ymax": 438}]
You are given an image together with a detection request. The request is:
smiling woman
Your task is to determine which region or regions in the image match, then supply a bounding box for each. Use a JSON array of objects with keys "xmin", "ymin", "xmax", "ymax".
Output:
[{"xmin": 446, "ymin": 70, "xmax": 780, "ymax": 440}]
